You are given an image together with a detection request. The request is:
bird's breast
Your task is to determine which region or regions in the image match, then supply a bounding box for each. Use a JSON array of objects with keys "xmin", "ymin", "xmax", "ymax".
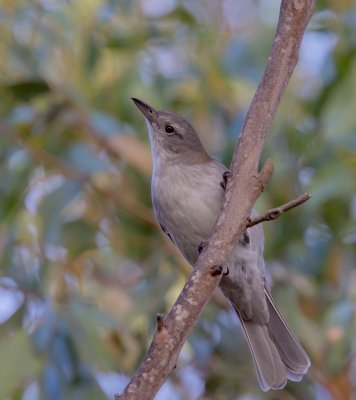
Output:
[{"xmin": 152, "ymin": 161, "xmax": 226, "ymax": 265}]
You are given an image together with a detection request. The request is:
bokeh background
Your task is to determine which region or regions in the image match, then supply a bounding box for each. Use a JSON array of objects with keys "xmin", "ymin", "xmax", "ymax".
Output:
[{"xmin": 0, "ymin": 0, "xmax": 355, "ymax": 399}]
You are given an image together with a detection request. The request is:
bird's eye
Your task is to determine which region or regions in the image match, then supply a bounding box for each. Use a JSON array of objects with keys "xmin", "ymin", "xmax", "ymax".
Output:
[{"xmin": 165, "ymin": 125, "xmax": 175, "ymax": 134}]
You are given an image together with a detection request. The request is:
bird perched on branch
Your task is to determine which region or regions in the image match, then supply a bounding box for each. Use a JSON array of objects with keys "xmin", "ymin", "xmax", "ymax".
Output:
[{"xmin": 132, "ymin": 98, "xmax": 310, "ymax": 391}]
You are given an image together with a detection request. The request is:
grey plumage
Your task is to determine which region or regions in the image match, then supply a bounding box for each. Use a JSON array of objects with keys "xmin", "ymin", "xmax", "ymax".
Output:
[{"xmin": 132, "ymin": 98, "xmax": 310, "ymax": 391}]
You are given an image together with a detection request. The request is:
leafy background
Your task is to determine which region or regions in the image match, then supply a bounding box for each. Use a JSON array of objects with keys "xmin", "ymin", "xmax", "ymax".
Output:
[{"xmin": 0, "ymin": 0, "xmax": 355, "ymax": 399}]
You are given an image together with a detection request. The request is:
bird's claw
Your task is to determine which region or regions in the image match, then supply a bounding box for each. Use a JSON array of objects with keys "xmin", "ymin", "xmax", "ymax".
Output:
[
  {"xmin": 209, "ymin": 265, "xmax": 229, "ymax": 277},
  {"xmin": 210, "ymin": 265, "xmax": 223, "ymax": 276},
  {"xmin": 220, "ymin": 171, "xmax": 232, "ymax": 190},
  {"xmin": 198, "ymin": 240, "xmax": 208, "ymax": 254}
]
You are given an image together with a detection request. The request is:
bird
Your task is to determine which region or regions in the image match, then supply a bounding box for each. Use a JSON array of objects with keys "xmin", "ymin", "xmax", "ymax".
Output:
[{"xmin": 132, "ymin": 97, "xmax": 310, "ymax": 391}]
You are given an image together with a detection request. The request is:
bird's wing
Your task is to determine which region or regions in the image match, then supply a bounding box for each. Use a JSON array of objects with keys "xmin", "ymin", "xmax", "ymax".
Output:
[{"xmin": 159, "ymin": 223, "xmax": 175, "ymax": 244}]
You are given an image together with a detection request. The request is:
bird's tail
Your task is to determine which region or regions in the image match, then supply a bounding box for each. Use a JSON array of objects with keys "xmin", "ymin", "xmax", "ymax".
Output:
[{"xmin": 236, "ymin": 289, "xmax": 310, "ymax": 391}]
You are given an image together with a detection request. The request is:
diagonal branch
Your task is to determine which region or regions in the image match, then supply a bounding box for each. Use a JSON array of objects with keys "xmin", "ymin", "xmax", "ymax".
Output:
[{"xmin": 116, "ymin": 1, "xmax": 316, "ymax": 399}]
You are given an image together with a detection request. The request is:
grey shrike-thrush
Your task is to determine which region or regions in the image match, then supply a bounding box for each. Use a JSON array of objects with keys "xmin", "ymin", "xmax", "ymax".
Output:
[{"xmin": 132, "ymin": 98, "xmax": 310, "ymax": 391}]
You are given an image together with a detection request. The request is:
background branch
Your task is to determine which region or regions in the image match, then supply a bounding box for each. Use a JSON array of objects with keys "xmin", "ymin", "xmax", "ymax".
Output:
[{"xmin": 116, "ymin": 1, "xmax": 316, "ymax": 399}]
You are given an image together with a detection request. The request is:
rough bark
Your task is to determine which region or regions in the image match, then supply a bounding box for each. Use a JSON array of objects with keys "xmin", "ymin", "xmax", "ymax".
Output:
[{"xmin": 116, "ymin": 1, "xmax": 316, "ymax": 399}]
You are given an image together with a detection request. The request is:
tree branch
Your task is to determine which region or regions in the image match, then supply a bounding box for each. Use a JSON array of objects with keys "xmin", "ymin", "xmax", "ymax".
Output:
[
  {"xmin": 247, "ymin": 193, "xmax": 312, "ymax": 228},
  {"xmin": 116, "ymin": 1, "xmax": 316, "ymax": 399}
]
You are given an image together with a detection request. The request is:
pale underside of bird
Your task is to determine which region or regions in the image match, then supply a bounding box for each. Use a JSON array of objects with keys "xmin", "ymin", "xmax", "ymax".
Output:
[{"xmin": 132, "ymin": 97, "xmax": 311, "ymax": 391}]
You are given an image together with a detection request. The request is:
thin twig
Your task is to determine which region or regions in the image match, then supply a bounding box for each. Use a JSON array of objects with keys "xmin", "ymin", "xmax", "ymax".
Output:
[
  {"xmin": 247, "ymin": 193, "xmax": 311, "ymax": 228},
  {"xmin": 156, "ymin": 314, "xmax": 166, "ymax": 332}
]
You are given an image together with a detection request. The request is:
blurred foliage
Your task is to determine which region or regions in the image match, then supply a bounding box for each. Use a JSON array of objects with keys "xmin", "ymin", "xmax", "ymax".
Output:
[{"xmin": 0, "ymin": 0, "xmax": 355, "ymax": 399}]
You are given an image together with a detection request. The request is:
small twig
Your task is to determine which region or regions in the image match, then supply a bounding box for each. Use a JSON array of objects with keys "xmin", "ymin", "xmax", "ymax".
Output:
[
  {"xmin": 259, "ymin": 159, "xmax": 274, "ymax": 191},
  {"xmin": 247, "ymin": 193, "xmax": 311, "ymax": 228},
  {"xmin": 156, "ymin": 314, "xmax": 166, "ymax": 332}
]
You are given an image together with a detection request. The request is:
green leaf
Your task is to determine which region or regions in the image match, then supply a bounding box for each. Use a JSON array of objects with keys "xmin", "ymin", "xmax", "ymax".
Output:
[
  {"xmin": 321, "ymin": 57, "xmax": 356, "ymax": 146},
  {"xmin": 5, "ymin": 80, "xmax": 50, "ymax": 101},
  {"xmin": 0, "ymin": 330, "xmax": 41, "ymax": 398},
  {"xmin": 106, "ymin": 29, "xmax": 159, "ymax": 50},
  {"xmin": 66, "ymin": 300, "xmax": 117, "ymax": 371}
]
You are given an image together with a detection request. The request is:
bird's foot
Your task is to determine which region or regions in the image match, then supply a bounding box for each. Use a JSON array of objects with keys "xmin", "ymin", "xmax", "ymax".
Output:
[
  {"xmin": 209, "ymin": 265, "xmax": 229, "ymax": 277},
  {"xmin": 210, "ymin": 265, "xmax": 223, "ymax": 276},
  {"xmin": 220, "ymin": 171, "xmax": 232, "ymax": 190},
  {"xmin": 198, "ymin": 240, "xmax": 208, "ymax": 254}
]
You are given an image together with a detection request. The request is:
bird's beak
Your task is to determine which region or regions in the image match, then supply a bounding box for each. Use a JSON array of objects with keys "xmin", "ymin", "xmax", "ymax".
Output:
[{"xmin": 131, "ymin": 98, "xmax": 158, "ymax": 123}]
